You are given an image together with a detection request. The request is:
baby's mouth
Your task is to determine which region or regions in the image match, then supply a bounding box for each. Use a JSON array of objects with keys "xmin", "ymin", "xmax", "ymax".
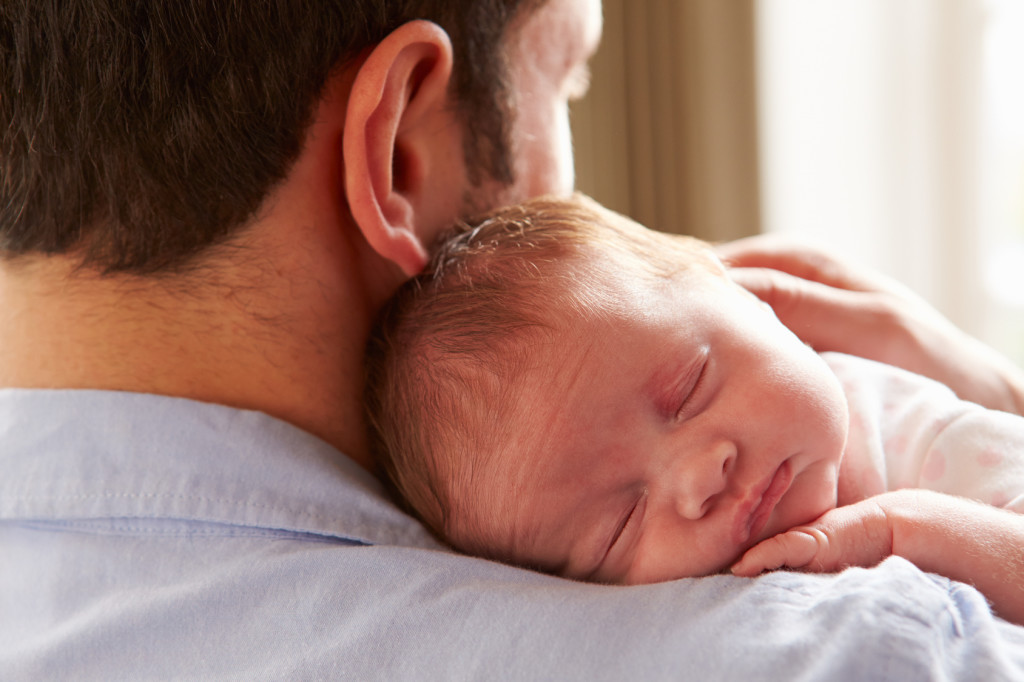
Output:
[{"xmin": 732, "ymin": 458, "xmax": 793, "ymax": 546}]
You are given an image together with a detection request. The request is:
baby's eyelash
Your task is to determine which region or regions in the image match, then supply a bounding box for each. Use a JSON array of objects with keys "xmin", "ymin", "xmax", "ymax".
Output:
[
  {"xmin": 610, "ymin": 500, "xmax": 639, "ymax": 550},
  {"xmin": 675, "ymin": 359, "xmax": 708, "ymax": 420},
  {"xmin": 609, "ymin": 489, "xmax": 648, "ymax": 553}
]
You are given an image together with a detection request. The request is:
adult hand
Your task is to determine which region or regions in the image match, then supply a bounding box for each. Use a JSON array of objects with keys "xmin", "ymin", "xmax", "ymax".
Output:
[{"xmin": 717, "ymin": 235, "xmax": 1024, "ymax": 416}]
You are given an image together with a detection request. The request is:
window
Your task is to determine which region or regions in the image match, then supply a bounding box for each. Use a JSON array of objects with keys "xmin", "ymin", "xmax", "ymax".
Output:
[
  {"xmin": 978, "ymin": 0, "xmax": 1024, "ymax": 365},
  {"xmin": 757, "ymin": 0, "xmax": 1024, "ymax": 366}
]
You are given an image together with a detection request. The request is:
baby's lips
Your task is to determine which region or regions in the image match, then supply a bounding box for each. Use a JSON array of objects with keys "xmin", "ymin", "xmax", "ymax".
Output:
[{"xmin": 732, "ymin": 459, "xmax": 793, "ymax": 547}]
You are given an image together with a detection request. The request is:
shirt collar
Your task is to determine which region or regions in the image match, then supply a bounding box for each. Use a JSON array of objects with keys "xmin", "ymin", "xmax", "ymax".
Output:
[{"xmin": 0, "ymin": 388, "xmax": 440, "ymax": 549}]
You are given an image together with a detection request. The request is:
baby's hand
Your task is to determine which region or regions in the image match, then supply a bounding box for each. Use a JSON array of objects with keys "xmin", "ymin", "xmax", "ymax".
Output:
[
  {"xmin": 730, "ymin": 498, "xmax": 893, "ymax": 576},
  {"xmin": 731, "ymin": 490, "xmax": 1024, "ymax": 624}
]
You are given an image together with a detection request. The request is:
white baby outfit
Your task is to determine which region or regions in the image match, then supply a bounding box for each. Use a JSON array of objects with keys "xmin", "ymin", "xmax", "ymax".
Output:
[{"xmin": 824, "ymin": 352, "xmax": 1024, "ymax": 512}]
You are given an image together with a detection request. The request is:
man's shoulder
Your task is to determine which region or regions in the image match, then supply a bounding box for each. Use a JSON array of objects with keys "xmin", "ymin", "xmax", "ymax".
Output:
[
  {"xmin": 4, "ymin": 388, "xmax": 1023, "ymax": 681},
  {"xmin": 0, "ymin": 387, "xmax": 439, "ymax": 547}
]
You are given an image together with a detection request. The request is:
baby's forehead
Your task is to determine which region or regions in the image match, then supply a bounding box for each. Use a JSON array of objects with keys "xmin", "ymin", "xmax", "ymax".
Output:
[
  {"xmin": 546, "ymin": 245, "xmax": 724, "ymax": 327},
  {"xmin": 575, "ymin": 226, "xmax": 723, "ymax": 287}
]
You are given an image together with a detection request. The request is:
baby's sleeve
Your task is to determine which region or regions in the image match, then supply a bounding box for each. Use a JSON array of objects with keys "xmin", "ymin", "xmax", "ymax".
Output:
[
  {"xmin": 923, "ymin": 408, "xmax": 1024, "ymax": 512},
  {"xmin": 823, "ymin": 352, "xmax": 1024, "ymax": 512}
]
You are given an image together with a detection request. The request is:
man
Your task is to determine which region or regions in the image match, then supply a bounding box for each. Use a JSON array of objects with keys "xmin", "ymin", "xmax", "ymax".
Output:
[{"xmin": 2, "ymin": 1, "xmax": 1022, "ymax": 679}]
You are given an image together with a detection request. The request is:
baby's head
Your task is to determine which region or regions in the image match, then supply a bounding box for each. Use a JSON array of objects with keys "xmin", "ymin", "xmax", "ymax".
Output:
[{"xmin": 366, "ymin": 194, "xmax": 848, "ymax": 584}]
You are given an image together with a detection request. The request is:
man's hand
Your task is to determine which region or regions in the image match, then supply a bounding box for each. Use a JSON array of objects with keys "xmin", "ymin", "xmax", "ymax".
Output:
[
  {"xmin": 717, "ymin": 235, "xmax": 1024, "ymax": 416},
  {"xmin": 731, "ymin": 498, "xmax": 892, "ymax": 576}
]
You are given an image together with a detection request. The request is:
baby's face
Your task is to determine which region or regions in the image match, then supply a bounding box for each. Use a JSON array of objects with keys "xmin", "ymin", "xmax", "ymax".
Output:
[{"xmin": 472, "ymin": 265, "xmax": 849, "ymax": 584}]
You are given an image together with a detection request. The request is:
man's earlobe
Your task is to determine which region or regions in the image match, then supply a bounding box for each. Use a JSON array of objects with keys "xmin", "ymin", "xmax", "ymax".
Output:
[{"xmin": 343, "ymin": 20, "xmax": 459, "ymax": 276}]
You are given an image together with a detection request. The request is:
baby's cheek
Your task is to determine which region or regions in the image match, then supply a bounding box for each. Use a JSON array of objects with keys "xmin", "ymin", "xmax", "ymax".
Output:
[
  {"xmin": 858, "ymin": 467, "xmax": 886, "ymax": 499},
  {"xmin": 629, "ymin": 527, "xmax": 737, "ymax": 583},
  {"xmin": 820, "ymin": 372, "xmax": 852, "ymax": 464},
  {"xmin": 770, "ymin": 466, "xmax": 839, "ymax": 541}
]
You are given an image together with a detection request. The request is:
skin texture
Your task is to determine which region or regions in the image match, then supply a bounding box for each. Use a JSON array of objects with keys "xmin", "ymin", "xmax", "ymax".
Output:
[
  {"xmin": 717, "ymin": 235, "xmax": 1024, "ymax": 417},
  {"xmin": 0, "ymin": 0, "xmax": 603, "ymax": 471},
  {"xmin": 4, "ymin": 0, "xmax": 1021, "ymax": 624},
  {"xmin": 481, "ymin": 263, "xmax": 849, "ymax": 584},
  {"xmin": 714, "ymin": 236, "xmax": 1024, "ymax": 626},
  {"xmin": 400, "ymin": 208, "xmax": 1023, "ymax": 625},
  {"xmin": 732, "ymin": 489, "xmax": 1024, "ymax": 626}
]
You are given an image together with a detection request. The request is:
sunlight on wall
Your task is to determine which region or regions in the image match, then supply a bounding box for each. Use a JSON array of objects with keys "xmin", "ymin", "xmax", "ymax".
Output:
[
  {"xmin": 757, "ymin": 0, "xmax": 1024, "ymax": 368},
  {"xmin": 979, "ymin": 0, "xmax": 1024, "ymax": 365}
]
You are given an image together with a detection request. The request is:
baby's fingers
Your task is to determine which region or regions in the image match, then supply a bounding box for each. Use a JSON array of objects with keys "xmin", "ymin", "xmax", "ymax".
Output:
[{"xmin": 730, "ymin": 529, "xmax": 828, "ymax": 577}]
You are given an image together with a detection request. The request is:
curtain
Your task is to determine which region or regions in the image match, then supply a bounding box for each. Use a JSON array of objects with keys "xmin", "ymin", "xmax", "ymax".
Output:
[{"xmin": 571, "ymin": 0, "xmax": 761, "ymax": 243}]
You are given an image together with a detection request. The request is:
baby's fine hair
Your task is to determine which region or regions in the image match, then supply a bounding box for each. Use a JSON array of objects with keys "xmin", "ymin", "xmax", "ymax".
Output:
[{"xmin": 364, "ymin": 194, "xmax": 716, "ymax": 561}]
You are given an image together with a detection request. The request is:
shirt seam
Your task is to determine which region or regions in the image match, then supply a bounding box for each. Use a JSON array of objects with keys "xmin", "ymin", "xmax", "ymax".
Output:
[
  {"xmin": 14, "ymin": 519, "xmax": 371, "ymax": 543},
  {"xmin": 5, "ymin": 490, "xmax": 342, "ymax": 525}
]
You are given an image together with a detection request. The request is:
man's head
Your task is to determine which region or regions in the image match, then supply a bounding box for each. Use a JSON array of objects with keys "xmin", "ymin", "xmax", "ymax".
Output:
[
  {"xmin": 366, "ymin": 194, "xmax": 849, "ymax": 583},
  {"xmin": 0, "ymin": 0, "xmax": 596, "ymax": 274},
  {"xmin": 0, "ymin": 0, "xmax": 603, "ymax": 470}
]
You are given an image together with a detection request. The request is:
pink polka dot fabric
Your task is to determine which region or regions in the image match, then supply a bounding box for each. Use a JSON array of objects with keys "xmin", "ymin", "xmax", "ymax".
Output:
[{"xmin": 824, "ymin": 352, "xmax": 1024, "ymax": 513}]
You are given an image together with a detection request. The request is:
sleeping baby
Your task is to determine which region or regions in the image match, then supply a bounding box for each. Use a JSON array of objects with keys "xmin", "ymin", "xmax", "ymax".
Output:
[{"xmin": 364, "ymin": 194, "xmax": 1024, "ymax": 623}]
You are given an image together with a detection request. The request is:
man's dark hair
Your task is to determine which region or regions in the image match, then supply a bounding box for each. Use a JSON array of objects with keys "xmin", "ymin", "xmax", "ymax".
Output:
[{"xmin": 0, "ymin": 0, "xmax": 542, "ymax": 273}]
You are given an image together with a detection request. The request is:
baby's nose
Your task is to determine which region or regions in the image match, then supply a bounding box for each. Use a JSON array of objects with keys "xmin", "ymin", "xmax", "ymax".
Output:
[{"xmin": 675, "ymin": 439, "xmax": 736, "ymax": 520}]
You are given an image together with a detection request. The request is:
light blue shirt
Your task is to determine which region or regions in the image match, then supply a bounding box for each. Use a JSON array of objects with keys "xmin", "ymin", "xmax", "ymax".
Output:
[{"xmin": 2, "ymin": 388, "xmax": 1023, "ymax": 680}]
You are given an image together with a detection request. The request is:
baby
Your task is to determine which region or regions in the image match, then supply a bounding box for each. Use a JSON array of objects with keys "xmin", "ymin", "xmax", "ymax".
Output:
[{"xmin": 365, "ymin": 194, "xmax": 1024, "ymax": 619}]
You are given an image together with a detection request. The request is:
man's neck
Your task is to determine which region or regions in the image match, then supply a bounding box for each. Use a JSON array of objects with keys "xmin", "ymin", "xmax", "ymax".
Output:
[{"xmin": 0, "ymin": 225, "xmax": 401, "ymax": 471}]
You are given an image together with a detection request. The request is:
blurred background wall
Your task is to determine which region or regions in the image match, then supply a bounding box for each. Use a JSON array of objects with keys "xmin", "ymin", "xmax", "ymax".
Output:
[
  {"xmin": 571, "ymin": 0, "xmax": 1024, "ymax": 367},
  {"xmin": 570, "ymin": 0, "xmax": 761, "ymax": 243}
]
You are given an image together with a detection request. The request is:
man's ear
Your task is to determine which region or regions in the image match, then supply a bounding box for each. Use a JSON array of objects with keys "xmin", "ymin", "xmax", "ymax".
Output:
[{"xmin": 343, "ymin": 20, "xmax": 461, "ymax": 276}]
